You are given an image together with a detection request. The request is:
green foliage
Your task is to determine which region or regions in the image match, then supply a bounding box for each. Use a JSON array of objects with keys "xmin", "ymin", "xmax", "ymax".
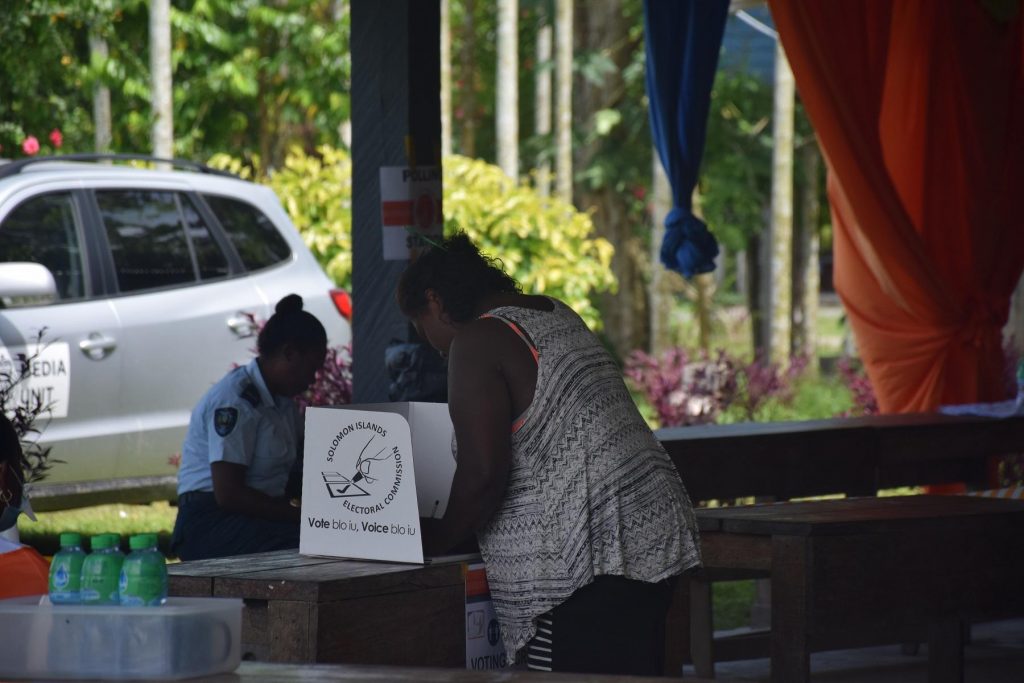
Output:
[
  {"xmin": 713, "ymin": 580, "xmax": 756, "ymax": 631},
  {"xmin": 267, "ymin": 146, "xmax": 353, "ymax": 289},
  {"xmin": 170, "ymin": 0, "xmax": 351, "ymax": 163},
  {"xmin": 208, "ymin": 149, "xmax": 616, "ymax": 328},
  {"xmin": 444, "ymin": 155, "xmax": 616, "ymax": 328},
  {"xmin": 0, "ymin": 1, "xmax": 349, "ymax": 163},
  {"xmin": 700, "ymin": 70, "xmax": 774, "ymax": 254},
  {"xmin": 0, "ymin": 1, "xmax": 98, "ymax": 155},
  {"xmin": 719, "ymin": 373, "xmax": 853, "ymax": 424}
]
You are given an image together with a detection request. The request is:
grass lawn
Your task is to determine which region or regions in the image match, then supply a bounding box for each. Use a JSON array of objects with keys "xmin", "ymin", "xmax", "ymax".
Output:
[{"xmin": 17, "ymin": 502, "xmax": 178, "ymax": 559}]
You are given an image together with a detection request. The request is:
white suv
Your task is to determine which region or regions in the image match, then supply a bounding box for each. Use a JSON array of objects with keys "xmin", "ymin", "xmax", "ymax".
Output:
[{"xmin": 0, "ymin": 155, "xmax": 352, "ymax": 509}]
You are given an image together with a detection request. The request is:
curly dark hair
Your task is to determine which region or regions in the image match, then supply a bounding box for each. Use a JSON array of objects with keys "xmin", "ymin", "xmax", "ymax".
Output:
[{"xmin": 397, "ymin": 233, "xmax": 520, "ymax": 323}]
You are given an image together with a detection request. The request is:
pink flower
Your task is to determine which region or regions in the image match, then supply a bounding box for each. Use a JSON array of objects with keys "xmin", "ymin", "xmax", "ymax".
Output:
[
  {"xmin": 22, "ymin": 136, "xmax": 40, "ymax": 156},
  {"xmin": 49, "ymin": 129, "xmax": 63, "ymax": 148}
]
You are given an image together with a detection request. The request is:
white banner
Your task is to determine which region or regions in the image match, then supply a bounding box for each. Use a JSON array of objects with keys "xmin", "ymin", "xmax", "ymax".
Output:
[{"xmin": 0, "ymin": 343, "xmax": 70, "ymax": 419}]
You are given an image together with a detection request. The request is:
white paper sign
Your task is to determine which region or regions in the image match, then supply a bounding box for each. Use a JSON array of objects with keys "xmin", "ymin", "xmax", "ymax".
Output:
[
  {"xmin": 300, "ymin": 408, "xmax": 424, "ymax": 563},
  {"xmin": 465, "ymin": 563, "xmax": 510, "ymax": 670},
  {"xmin": 379, "ymin": 166, "xmax": 443, "ymax": 260},
  {"xmin": 0, "ymin": 343, "xmax": 70, "ymax": 419}
]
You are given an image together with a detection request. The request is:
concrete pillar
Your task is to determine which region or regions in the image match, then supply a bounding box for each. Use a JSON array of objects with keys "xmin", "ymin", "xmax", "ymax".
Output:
[{"xmin": 351, "ymin": 0, "xmax": 441, "ymax": 402}]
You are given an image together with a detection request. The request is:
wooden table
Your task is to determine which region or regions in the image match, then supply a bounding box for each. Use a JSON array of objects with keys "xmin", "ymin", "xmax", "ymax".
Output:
[
  {"xmin": 695, "ymin": 495, "xmax": 1024, "ymax": 683},
  {"xmin": 168, "ymin": 550, "xmax": 467, "ymax": 666},
  {"xmin": 657, "ymin": 412, "xmax": 1024, "ymax": 502}
]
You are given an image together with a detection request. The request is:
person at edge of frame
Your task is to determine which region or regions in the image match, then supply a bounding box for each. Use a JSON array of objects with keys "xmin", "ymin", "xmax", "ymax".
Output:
[{"xmin": 0, "ymin": 412, "xmax": 47, "ymax": 599}]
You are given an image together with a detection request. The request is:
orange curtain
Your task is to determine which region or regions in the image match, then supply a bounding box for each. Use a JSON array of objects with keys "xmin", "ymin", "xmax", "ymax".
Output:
[{"xmin": 768, "ymin": 0, "xmax": 1024, "ymax": 412}]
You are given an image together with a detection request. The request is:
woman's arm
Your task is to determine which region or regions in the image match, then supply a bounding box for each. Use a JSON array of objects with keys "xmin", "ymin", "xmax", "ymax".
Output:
[
  {"xmin": 423, "ymin": 322, "xmax": 515, "ymax": 555},
  {"xmin": 210, "ymin": 461, "xmax": 301, "ymax": 522}
]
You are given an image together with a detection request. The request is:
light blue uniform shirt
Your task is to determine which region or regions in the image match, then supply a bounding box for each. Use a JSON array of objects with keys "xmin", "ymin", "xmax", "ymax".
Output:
[{"xmin": 177, "ymin": 359, "xmax": 300, "ymax": 497}]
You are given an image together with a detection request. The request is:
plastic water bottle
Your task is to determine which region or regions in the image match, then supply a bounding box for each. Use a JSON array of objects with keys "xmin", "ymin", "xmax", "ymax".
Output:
[
  {"xmin": 118, "ymin": 534, "xmax": 168, "ymax": 607},
  {"xmin": 80, "ymin": 533, "xmax": 124, "ymax": 605},
  {"xmin": 48, "ymin": 532, "xmax": 87, "ymax": 604}
]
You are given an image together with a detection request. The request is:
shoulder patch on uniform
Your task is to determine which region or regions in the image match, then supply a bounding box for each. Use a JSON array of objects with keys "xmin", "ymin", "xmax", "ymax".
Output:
[
  {"xmin": 239, "ymin": 383, "xmax": 262, "ymax": 407},
  {"xmin": 214, "ymin": 407, "xmax": 239, "ymax": 437}
]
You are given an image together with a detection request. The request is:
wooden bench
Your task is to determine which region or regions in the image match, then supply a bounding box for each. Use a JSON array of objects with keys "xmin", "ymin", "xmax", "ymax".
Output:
[
  {"xmin": 696, "ymin": 495, "xmax": 1024, "ymax": 683},
  {"xmin": 655, "ymin": 412, "xmax": 1024, "ymax": 679},
  {"xmin": 169, "ymin": 550, "xmax": 466, "ymax": 666},
  {"xmin": 190, "ymin": 660, "xmax": 725, "ymax": 682}
]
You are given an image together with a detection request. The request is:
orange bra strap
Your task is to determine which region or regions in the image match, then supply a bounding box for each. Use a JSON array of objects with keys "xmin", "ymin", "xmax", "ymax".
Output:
[{"xmin": 479, "ymin": 314, "xmax": 539, "ymax": 364}]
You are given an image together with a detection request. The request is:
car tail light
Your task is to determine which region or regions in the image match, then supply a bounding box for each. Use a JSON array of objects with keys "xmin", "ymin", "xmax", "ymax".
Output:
[{"xmin": 330, "ymin": 289, "xmax": 352, "ymax": 320}]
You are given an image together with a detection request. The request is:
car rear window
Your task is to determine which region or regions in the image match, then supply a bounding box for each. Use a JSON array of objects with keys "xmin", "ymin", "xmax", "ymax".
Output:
[
  {"xmin": 0, "ymin": 192, "xmax": 86, "ymax": 301},
  {"xmin": 202, "ymin": 195, "xmax": 291, "ymax": 271}
]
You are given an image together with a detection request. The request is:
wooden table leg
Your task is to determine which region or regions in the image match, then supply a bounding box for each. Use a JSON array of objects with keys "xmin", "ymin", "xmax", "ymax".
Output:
[
  {"xmin": 928, "ymin": 618, "xmax": 965, "ymax": 683},
  {"xmin": 689, "ymin": 574, "xmax": 715, "ymax": 679},
  {"xmin": 770, "ymin": 536, "xmax": 811, "ymax": 683},
  {"xmin": 662, "ymin": 575, "xmax": 691, "ymax": 677}
]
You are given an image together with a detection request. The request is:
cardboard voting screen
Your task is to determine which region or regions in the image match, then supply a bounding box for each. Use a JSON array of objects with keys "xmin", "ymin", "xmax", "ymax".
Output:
[{"xmin": 299, "ymin": 403, "xmax": 457, "ymax": 563}]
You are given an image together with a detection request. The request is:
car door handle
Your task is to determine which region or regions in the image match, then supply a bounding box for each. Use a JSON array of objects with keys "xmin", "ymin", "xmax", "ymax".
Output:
[
  {"xmin": 79, "ymin": 333, "xmax": 117, "ymax": 360},
  {"xmin": 227, "ymin": 314, "xmax": 257, "ymax": 338}
]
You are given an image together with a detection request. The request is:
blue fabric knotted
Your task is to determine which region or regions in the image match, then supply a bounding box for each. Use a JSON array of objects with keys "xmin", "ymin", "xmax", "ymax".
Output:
[
  {"xmin": 644, "ymin": 0, "xmax": 729, "ymax": 279},
  {"xmin": 661, "ymin": 208, "xmax": 720, "ymax": 278}
]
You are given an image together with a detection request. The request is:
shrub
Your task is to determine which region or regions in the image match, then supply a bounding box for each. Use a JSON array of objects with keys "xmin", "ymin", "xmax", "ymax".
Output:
[
  {"xmin": 836, "ymin": 357, "xmax": 879, "ymax": 417},
  {"xmin": 625, "ymin": 348, "xmax": 808, "ymax": 428},
  {"xmin": 624, "ymin": 348, "xmax": 736, "ymax": 427},
  {"xmin": 295, "ymin": 343, "xmax": 353, "ymax": 413},
  {"xmin": 443, "ymin": 155, "xmax": 616, "ymax": 329},
  {"xmin": 208, "ymin": 148, "xmax": 617, "ymax": 329}
]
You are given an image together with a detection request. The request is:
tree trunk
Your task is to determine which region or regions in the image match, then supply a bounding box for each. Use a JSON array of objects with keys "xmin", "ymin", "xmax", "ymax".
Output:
[
  {"xmin": 749, "ymin": 233, "xmax": 768, "ymax": 355},
  {"xmin": 792, "ymin": 140, "xmax": 821, "ymax": 367},
  {"xmin": 650, "ymin": 150, "xmax": 680, "ymax": 353},
  {"xmin": 440, "ymin": 0, "xmax": 452, "ymax": 158},
  {"xmin": 574, "ymin": 0, "xmax": 648, "ymax": 358},
  {"xmin": 149, "ymin": 0, "xmax": 173, "ymax": 160},
  {"xmin": 554, "ymin": 0, "xmax": 573, "ymax": 203},
  {"xmin": 768, "ymin": 41, "xmax": 794, "ymax": 364},
  {"xmin": 534, "ymin": 21, "xmax": 552, "ymax": 197},
  {"xmin": 692, "ymin": 188, "xmax": 715, "ymax": 352},
  {"xmin": 496, "ymin": 0, "xmax": 518, "ymax": 179},
  {"xmin": 89, "ymin": 31, "xmax": 112, "ymax": 153},
  {"xmin": 459, "ymin": 0, "xmax": 478, "ymax": 157}
]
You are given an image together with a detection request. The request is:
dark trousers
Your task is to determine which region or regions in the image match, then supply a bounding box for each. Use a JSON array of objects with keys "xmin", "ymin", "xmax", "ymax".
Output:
[
  {"xmin": 170, "ymin": 492, "xmax": 300, "ymax": 561},
  {"xmin": 524, "ymin": 574, "xmax": 676, "ymax": 676}
]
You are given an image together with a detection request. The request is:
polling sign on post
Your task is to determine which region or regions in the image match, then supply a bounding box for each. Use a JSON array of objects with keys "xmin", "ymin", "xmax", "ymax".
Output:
[{"xmin": 299, "ymin": 403, "xmax": 456, "ymax": 564}]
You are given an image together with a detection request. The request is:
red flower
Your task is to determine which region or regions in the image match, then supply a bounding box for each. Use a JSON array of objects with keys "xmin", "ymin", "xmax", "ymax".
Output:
[
  {"xmin": 49, "ymin": 129, "xmax": 63, "ymax": 148},
  {"xmin": 21, "ymin": 136, "xmax": 40, "ymax": 156}
]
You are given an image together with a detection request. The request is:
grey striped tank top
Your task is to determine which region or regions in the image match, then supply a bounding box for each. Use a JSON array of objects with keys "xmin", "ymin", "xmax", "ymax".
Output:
[{"xmin": 477, "ymin": 298, "xmax": 702, "ymax": 660}]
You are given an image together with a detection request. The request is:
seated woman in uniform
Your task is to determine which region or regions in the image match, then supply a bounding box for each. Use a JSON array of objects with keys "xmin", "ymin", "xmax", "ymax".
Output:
[
  {"xmin": 171, "ymin": 294, "xmax": 327, "ymax": 561},
  {"xmin": 397, "ymin": 234, "xmax": 701, "ymax": 676}
]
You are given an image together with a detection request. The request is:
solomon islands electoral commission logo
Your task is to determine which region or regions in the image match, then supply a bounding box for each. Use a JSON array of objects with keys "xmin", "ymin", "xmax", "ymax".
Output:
[{"xmin": 319, "ymin": 420, "xmax": 404, "ymax": 514}]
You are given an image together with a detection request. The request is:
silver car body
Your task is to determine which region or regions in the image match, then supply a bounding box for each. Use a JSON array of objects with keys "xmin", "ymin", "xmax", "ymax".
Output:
[{"xmin": 0, "ymin": 161, "xmax": 351, "ymax": 508}]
